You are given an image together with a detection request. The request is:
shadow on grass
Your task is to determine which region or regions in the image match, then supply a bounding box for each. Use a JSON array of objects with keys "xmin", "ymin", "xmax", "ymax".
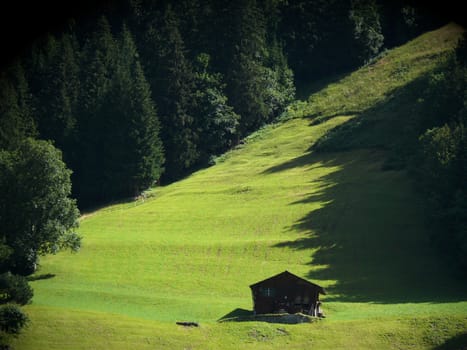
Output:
[
  {"xmin": 267, "ymin": 72, "xmax": 439, "ymax": 176},
  {"xmin": 273, "ymin": 150, "xmax": 467, "ymax": 304},
  {"xmin": 28, "ymin": 273, "xmax": 56, "ymax": 281},
  {"xmin": 217, "ymin": 309, "xmax": 317, "ymax": 325},
  {"xmin": 295, "ymin": 71, "xmax": 348, "ymax": 100},
  {"xmin": 263, "ymin": 152, "xmax": 329, "ymax": 175},
  {"xmin": 264, "ymin": 72, "xmax": 467, "ymax": 304},
  {"xmin": 217, "ymin": 308, "xmax": 254, "ymax": 322},
  {"xmin": 433, "ymin": 333, "xmax": 467, "ymax": 350}
]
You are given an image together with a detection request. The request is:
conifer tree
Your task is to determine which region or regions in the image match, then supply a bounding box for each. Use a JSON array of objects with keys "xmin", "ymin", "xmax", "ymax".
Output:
[
  {"xmin": 26, "ymin": 30, "xmax": 81, "ymax": 159},
  {"xmin": 99, "ymin": 24, "xmax": 164, "ymax": 198},
  {"xmin": 0, "ymin": 63, "xmax": 36, "ymax": 150},
  {"xmin": 74, "ymin": 17, "xmax": 165, "ymax": 203},
  {"xmin": 76, "ymin": 16, "xmax": 118, "ymax": 205},
  {"xmin": 171, "ymin": 0, "xmax": 213, "ymax": 59},
  {"xmin": 279, "ymin": 0, "xmax": 383, "ymax": 80},
  {"xmin": 212, "ymin": 0, "xmax": 271, "ymax": 136},
  {"xmin": 211, "ymin": 0, "xmax": 294, "ymax": 136},
  {"xmin": 140, "ymin": 6, "xmax": 198, "ymax": 181}
]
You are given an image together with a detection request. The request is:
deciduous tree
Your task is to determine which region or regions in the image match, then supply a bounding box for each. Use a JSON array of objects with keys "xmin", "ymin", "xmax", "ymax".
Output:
[{"xmin": 0, "ymin": 139, "xmax": 80, "ymax": 275}]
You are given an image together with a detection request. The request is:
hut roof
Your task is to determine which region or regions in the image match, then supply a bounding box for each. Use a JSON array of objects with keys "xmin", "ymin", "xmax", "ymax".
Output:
[{"xmin": 250, "ymin": 270, "xmax": 326, "ymax": 295}]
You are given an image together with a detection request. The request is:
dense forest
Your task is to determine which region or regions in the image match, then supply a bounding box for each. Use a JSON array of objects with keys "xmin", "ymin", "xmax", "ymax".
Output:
[
  {"xmin": 0, "ymin": 0, "xmax": 465, "ymax": 337},
  {"xmin": 1, "ymin": 0, "xmax": 449, "ymax": 207}
]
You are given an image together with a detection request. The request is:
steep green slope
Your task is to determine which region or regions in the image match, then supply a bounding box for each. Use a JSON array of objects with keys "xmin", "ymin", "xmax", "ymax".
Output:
[{"xmin": 14, "ymin": 23, "xmax": 467, "ymax": 349}]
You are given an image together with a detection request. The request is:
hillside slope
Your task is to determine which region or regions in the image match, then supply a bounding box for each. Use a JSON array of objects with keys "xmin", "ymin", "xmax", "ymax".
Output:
[{"xmin": 15, "ymin": 23, "xmax": 467, "ymax": 350}]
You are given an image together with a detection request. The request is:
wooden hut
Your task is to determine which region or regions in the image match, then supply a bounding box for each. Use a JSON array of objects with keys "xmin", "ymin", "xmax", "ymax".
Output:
[{"xmin": 250, "ymin": 270, "xmax": 326, "ymax": 316}]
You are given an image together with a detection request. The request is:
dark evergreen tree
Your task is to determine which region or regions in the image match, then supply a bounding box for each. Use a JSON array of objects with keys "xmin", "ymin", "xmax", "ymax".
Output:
[
  {"xmin": 139, "ymin": 6, "xmax": 198, "ymax": 181},
  {"xmin": 279, "ymin": 0, "xmax": 383, "ymax": 81},
  {"xmin": 0, "ymin": 63, "xmax": 36, "ymax": 150},
  {"xmin": 99, "ymin": 24, "xmax": 164, "ymax": 198},
  {"xmin": 377, "ymin": 0, "xmax": 446, "ymax": 49},
  {"xmin": 211, "ymin": 0, "xmax": 295, "ymax": 136},
  {"xmin": 279, "ymin": 0, "xmax": 336, "ymax": 81},
  {"xmin": 212, "ymin": 0, "xmax": 271, "ymax": 136},
  {"xmin": 456, "ymin": 31, "xmax": 467, "ymax": 65},
  {"xmin": 74, "ymin": 17, "xmax": 165, "ymax": 204},
  {"xmin": 171, "ymin": 0, "xmax": 214, "ymax": 60},
  {"xmin": 26, "ymin": 30, "xmax": 80, "ymax": 154},
  {"xmin": 75, "ymin": 16, "xmax": 118, "ymax": 205}
]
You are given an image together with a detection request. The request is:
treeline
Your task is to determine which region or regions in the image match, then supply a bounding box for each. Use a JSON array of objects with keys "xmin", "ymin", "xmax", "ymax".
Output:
[{"xmin": 0, "ymin": 0, "xmax": 440, "ymax": 209}]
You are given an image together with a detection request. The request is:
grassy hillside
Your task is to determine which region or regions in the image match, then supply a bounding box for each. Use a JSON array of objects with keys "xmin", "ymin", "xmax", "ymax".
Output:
[{"xmin": 14, "ymin": 23, "xmax": 467, "ymax": 349}]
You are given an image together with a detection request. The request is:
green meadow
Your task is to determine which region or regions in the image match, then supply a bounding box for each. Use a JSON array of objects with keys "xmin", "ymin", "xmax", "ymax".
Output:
[{"xmin": 14, "ymin": 23, "xmax": 467, "ymax": 349}]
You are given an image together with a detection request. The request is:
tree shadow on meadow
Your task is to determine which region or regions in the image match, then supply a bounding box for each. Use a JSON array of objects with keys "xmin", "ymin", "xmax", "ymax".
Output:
[
  {"xmin": 264, "ymin": 74, "xmax": 467, "ymax": 304},
  {"xmin": 27, "ymin": 273, "xmax": 56, "ymax": 281},
  {"xmin": 217, "ymin": 308, "xmax": 253, "ymax": 322},
  {"xmin": 433, "ymin": 332, "xmax": 467, "ymax": 350},
  {"xmin": 271, "ymin": 150, "xmax": 466, "ymax": 304}
]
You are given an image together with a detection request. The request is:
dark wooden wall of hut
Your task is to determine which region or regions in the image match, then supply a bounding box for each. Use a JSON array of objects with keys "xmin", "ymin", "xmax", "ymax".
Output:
[{"xmin": 250, "ymin": 271, "xmax": 324, "ymax": 316}]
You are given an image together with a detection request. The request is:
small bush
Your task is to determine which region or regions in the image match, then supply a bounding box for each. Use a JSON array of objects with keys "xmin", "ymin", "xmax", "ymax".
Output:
[
  {"xmin": 0, "ymin": 304, "xmax": 29, "ymax": 334},
  {"xmin": 0, "ymin": 273, "xmax": 33, "ymax": 305}
]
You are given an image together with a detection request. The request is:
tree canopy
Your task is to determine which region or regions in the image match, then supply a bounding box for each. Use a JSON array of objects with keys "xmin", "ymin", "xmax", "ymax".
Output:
[{"xmin": 0, "ymin": 138, "xmax": 80, "ymax": 275}]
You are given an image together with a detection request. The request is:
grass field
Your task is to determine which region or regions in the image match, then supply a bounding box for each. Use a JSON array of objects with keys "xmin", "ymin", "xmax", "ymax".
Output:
[{"xmin": 13, "ymin": 23, "xmax": 467, "ymax": 349}]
